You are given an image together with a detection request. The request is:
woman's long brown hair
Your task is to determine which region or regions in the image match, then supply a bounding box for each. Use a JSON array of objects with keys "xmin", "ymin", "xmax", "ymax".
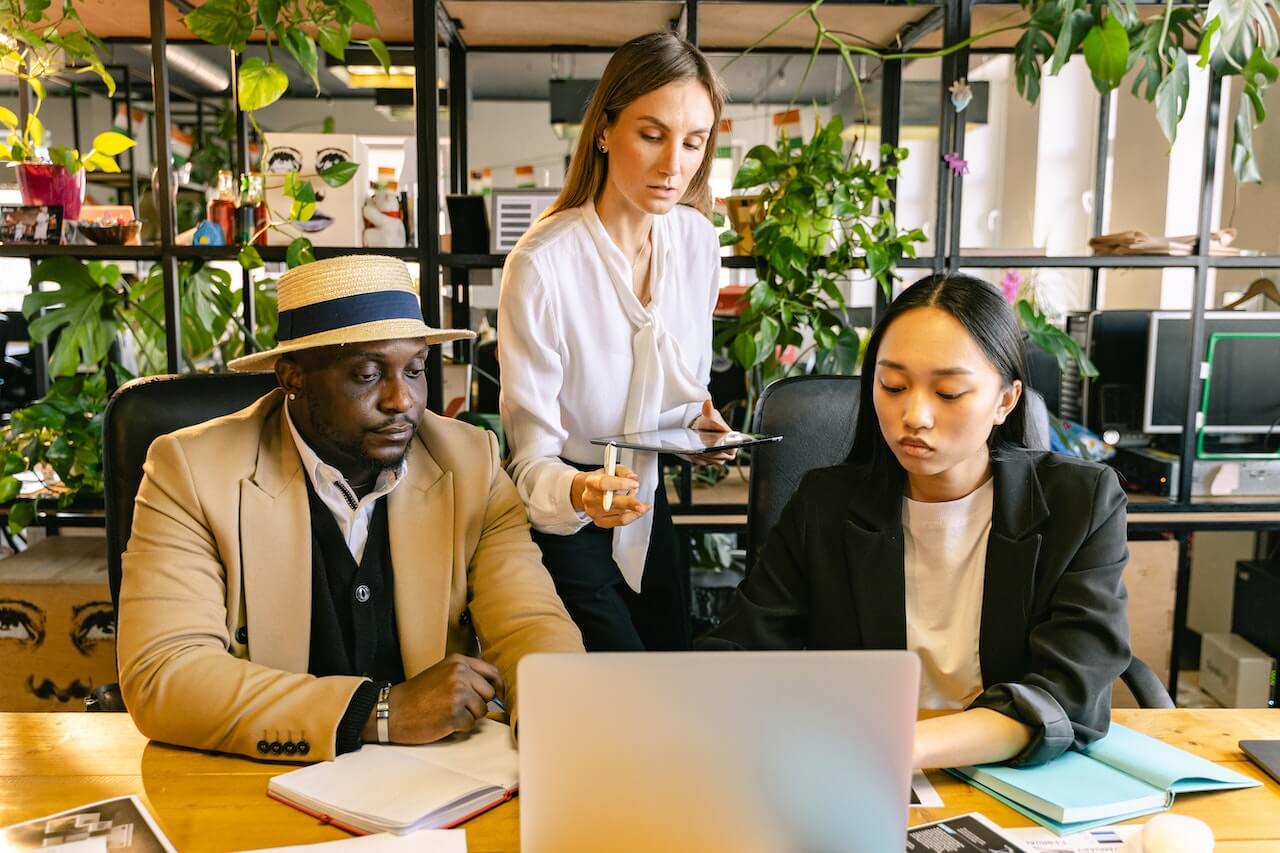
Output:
[{"xmin": 543, "ymin": 30, "xmax": 727, "ymax": 219}]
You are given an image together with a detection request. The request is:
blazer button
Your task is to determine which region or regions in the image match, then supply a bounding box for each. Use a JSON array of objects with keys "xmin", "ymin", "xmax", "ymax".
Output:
[
  {"xmin": 283, "ymin": 741, "xmax": 297, "ymax": 756},
  {"xmin": 297, "ymin": 740, "xmax": 310, "ymax": 756},
  {"xmin": 459, "ymin": 610, "xmax": 471, "ymax": 626},
  {"xmin": 354, "ymin": 584, "xmax": 371, "ymax": 604},
  {"xmin": 270, "ymin": 741, "xmax": 283, "ymax": 755},
  {"xmin": 257, "ymin": 740, "xmax": 270, "ymax": 754},
  {"xmin": 236, "ymin": 626, "xmax": 249, "ymax": 645}
]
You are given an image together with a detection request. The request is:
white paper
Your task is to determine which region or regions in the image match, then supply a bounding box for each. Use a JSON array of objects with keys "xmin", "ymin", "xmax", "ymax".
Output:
[
  {"xmin": 237, "ymin": 829, "xmax": 466, "ymax": 852},
  {"xmin": 910, "ymin": 770, "xmax": 944, "ymax": 808},
  {"xmin": 1005, "ymin": 825, "xmax": 1141, "ymax": 851}
]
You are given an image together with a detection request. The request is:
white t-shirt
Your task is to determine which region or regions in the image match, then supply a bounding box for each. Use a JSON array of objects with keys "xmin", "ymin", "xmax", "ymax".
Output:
[
  {"xmin": 497, "ymin": 203, "xmax": 720, "ymax": 537},
  {"xmin": 903, "ymin": 477, "xmax": 995, "ymax": 709}
]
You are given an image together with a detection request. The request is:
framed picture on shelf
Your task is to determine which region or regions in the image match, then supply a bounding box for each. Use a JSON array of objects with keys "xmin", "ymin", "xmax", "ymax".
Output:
[{"xmin": 0, "ymin": 204, "xmax": 64, "ymax": 245}]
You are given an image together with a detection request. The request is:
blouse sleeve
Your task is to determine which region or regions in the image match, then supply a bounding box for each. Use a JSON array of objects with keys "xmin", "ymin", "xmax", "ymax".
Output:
[
  {"xmin": 968, "ymin": 466, "xmax": 1132, "ymax": 766},
  {"xmin": 681, "ymin": 217, "xmax": 723, "ymax": 428},
  {"xmin": 497, "ymin": 250, "xmax": 591, "ymax": 535}
]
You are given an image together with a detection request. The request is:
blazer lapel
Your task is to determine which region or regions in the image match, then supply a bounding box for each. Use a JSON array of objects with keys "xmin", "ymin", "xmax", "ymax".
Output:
[
  {"xmin": 240, "ymin": 394, "xmax": 313, "ymax": 673},
  {"xmin": 979, "ymin": 453, "xmax": 1048, "ymax": 685},
  {"xmin": 844, "ymin": 474, "xmax": 907, "ymax": 650},
  {"xmin": 389, "ymin": 434, "xmax": 454, "ymax": 677}
]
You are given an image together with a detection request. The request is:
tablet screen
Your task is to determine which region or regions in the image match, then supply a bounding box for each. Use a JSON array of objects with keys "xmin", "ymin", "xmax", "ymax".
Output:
[{"xmin": 589, "ymin": 428, "xmax": 782, "ymax": 455}]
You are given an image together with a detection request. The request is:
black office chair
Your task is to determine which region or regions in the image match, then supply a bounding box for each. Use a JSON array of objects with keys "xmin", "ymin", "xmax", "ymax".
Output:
[
  {"xmin": 745, "ymin": 374, "xmax": 1174, "ymax": 710},
  {"xmin": 746, "ymin": 375, "xmax": 860, "ymax": 568},
  {"xmin": 104, "ymin": 372, "xmax": 280, "ymax": 612},
  {"xmin": 89, "ymin": 372, "xmax": 280, "ymax": 712}
]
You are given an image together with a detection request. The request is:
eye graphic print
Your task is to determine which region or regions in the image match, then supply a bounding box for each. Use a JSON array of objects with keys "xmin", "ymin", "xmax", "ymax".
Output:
[
  {"xmin": 315, "ymin": 147, "xmax": 352, "ymax": 173},
  {"xmin": 0, "ymin": 599, "xmax": 45, "ymax": 647},
  {"xmin": 71, "ymin": 601, "xmax": 116, "ymax": 655},
  {"xmin": 265, "ymin": 146, "xmax": 303, "ymax": 174}
]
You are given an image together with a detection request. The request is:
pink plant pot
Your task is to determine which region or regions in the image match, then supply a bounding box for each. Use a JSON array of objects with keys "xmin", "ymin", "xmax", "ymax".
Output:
[{"xmin": 15, "ymin": 163, "xmax": 86, "ymax": 221}]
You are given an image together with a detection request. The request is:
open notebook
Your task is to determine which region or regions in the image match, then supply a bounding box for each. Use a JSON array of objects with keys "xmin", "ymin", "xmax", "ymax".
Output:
[
  {"xmin": 267, "ymin": 719, "xmax": 517, "ymax": 835},
  {"xmin": 949, "ymin": 724, "xmax": 1260, "ymax": 835}
]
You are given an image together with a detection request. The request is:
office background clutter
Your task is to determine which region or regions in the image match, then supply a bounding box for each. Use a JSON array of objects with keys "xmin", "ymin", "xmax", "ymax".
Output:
[{"xmin": 0, "ymin": 0, "xmax": 1278, "ymax": 848}]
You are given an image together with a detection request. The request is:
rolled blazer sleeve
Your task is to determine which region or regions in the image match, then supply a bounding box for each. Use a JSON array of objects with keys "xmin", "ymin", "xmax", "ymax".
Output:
[
  {"xmin": 468, "ymin": 429, "xmax": 585, "ymax": 728},
  {"xmin": 498, "ymin": 250, "xmax": 591, "ymax": 535},
  {"xmin": 118, "ymin": 434, "xmax": 367, "ymax": 763},
  {"xmin": 969, "ymin": 467, "xmax": 1131, "ymax": 766}
]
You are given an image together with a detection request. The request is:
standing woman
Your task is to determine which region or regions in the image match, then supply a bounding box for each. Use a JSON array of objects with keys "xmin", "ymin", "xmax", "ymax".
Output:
[
  {"xmin": 702, "ymin": 275, "xmax": 1131, "ymax": 770},
  {"xmin": 498, "ymin": 31, "xmax": 730, "ymax": 652}
]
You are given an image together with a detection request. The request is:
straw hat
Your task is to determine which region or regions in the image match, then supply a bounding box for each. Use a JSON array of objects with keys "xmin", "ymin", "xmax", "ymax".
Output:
[{"xmin": 228, "ymin": 255, "xmax": 474, "ymax": 372}]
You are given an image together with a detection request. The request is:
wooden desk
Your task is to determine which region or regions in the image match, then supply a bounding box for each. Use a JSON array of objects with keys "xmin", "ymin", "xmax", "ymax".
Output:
[{"xmin": 1, "ymin": 710, "xmax": 1278, "ymax": 852}]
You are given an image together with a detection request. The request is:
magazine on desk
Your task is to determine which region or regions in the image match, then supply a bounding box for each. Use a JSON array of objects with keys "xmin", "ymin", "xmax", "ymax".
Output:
[
  {"xmin": 949, "ymin": 723, "xmax": 1259, "ymax": 835},
  {"xmin": 267, "ymin": 718, "xmax": 518, "ymax": 836},
  {"xmin": 0, "ymin": 795, "xmax": 176, "ymax": 853}
]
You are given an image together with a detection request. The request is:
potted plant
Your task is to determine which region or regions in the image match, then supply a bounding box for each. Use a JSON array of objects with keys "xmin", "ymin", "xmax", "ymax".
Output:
[
  {"xmin": 0, "ymin": 108, "xmax": 136, "ymax": 220},
  {"xmin": 719, "ymin": 114, "xmax": 926, "ymax": 418},
  {"xmin": 0, "ymin": 256, "xmax": 280, "ymax": 532},
  {"xmin": 0, "ymin": 0, "xmax": 135, "ymax": 220}
]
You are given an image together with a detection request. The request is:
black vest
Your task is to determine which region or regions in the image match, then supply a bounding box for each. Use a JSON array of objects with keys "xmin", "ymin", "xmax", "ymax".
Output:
[{"xmin": 305, "ymin": 480, "xmax": 406, "ymax": 684}]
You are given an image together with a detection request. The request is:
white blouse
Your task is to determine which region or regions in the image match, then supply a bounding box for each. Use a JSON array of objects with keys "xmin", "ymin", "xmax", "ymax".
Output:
[
  {"xmin": 902, "ymin": 477, "xmax": 994, "ymax": 710},
  {"xmin": 498, "ymin": 203, "xmax": 721, "ymax": 590}
]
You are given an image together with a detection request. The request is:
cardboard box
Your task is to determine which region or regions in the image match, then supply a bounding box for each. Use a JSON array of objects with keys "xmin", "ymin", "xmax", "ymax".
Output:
[
  {"xmin": 264, "ymin": 133, "xmax": 368, "ymax": 247},
  {"xmin": 1200, "ymin": 632, "xmax": 1275, "ymax": 708},
  {"xmin": 0, "ymin": 537, "xmax": 114, "ymax": 711}
]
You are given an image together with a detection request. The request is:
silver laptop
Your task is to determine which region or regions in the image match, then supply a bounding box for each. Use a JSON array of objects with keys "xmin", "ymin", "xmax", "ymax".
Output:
[{"xmin": 518, "ymin": 651, "xmax": 920, "ymax": 853}]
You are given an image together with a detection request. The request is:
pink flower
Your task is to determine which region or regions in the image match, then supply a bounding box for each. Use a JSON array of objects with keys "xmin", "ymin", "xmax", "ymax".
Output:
[
  {"xmin": 775, "ymin": 344, "xmax": 800, "ymax": 365},
  {"xmin": 1001, "ymin": 269, "xmax": 1022, "ymax": 304}
]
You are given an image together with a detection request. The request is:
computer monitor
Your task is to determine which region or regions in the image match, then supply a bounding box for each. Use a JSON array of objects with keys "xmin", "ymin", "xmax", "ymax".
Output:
[
  {"xmin": 1081, "ymin": 310, "xmax": 1152, "ymax": 437},
  {"xmin": 445, "ymin": 194, "xmax": 490, "ymax": 254},
  {"xmin": 1144, "ymin": 311, "xmax": 1280, "ymax": 434}
]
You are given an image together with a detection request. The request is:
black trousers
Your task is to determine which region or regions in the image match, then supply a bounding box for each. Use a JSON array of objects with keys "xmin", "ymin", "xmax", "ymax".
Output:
[{"xmin": 532, "ymin": 468, "xmax": 690, "ymax": 651}]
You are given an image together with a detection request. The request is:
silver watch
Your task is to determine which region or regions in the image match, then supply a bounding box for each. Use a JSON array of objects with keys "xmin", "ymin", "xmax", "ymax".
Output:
[{"xmin": 375, "ymin": 683, "xmax": 391, "ymax": 744}]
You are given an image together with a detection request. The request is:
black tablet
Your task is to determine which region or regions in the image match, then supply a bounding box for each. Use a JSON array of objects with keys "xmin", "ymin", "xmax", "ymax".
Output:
[{"xmin": 590, "ymin": 428, "xmax": 782, "ymax": 455}]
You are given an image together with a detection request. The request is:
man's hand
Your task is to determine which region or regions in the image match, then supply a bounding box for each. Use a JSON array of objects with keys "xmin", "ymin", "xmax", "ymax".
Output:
[{"xmin": 364, "ymin": 654, "xmax": 505, "ymax": 744}]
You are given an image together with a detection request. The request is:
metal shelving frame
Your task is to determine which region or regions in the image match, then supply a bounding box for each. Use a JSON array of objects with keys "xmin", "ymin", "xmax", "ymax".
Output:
[{"xmin": 16, "ymin": 0, "xmax": 1280, "ymax": 692}]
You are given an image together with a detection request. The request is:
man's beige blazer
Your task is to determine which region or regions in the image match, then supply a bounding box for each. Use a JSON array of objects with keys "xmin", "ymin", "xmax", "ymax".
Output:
[{"xmin": 118, "ymin": 389, "xmax": 583, "ymax": 762}]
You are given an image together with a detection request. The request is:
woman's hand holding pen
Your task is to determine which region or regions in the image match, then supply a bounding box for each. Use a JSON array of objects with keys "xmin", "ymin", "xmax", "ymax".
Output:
[
  {"xmin": 683, "ymin": 399, "xmax": 737, "ymax": 465},
  {"xmin": 571, "ymin": 464, "xmax": 652, "ymax": 528}
]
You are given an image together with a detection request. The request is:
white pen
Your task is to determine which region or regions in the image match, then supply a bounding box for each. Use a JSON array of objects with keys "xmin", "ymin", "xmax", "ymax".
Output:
[{"xmin": 602, "ymin": 441, "xmax": 618, "ymax": 511}]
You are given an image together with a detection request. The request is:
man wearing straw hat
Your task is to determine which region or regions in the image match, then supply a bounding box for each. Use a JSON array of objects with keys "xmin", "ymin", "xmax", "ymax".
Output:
[{"xmin": 117, "ymin": 255, "xmax": 583, "ymax": 762}]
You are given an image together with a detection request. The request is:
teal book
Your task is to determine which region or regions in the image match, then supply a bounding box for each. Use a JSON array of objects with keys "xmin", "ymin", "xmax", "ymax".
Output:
[{"xmin": 948, "ymin": 724, "xmax": 1260, "ymax": 835}]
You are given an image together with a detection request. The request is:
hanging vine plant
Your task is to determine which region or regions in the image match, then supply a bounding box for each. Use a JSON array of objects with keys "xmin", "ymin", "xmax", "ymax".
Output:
[
  {"xmin": 753, "ymin": 0, "xmax": 1279, "ymax": 183},
  {"xmin": 184, "ymin": 0, "xmax": 391, "ymax": 114},
  {"xmin": 183, "ymin": 0, "xmax": 392, "ymax": 267}
]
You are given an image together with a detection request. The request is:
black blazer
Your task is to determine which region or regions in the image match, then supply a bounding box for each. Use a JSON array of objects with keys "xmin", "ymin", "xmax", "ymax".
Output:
[{"xmin": 701, "ymin": 450, "xmax": 1131, "ymax": 766}]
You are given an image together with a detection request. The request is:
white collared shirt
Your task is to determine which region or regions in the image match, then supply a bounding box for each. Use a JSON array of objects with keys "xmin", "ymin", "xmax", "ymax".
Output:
[
  {"xmin": 498, "ymin": 203, "xmax": 720, "ymax": 537},
  {"xmin": 284, "ymin": 403, "xmax": 407, "ymax": 562},
  {"xmin": 903, "ymin": 477, "xmax": 994, "ymax": 710}
]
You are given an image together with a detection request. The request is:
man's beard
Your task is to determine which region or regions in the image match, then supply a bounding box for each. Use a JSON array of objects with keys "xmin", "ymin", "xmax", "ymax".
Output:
[{"xmin": 307, "ymin": 396, "xmax": 413, "ymax": 472}]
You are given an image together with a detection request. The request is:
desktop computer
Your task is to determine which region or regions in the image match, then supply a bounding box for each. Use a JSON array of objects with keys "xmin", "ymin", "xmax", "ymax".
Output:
[
  {"xmin": 1112, "ymin": 446, "xmax": 1280, "ymax": 499},
  {"xmin": 1234, "ymin": 560, "xmax": 1280, "ymax": 661}
]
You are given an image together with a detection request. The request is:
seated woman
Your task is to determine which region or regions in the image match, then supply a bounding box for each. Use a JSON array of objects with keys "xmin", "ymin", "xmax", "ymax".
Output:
[{"xmin": 701, "ymin": 273, "xmax": 1131, "ymax": 769}]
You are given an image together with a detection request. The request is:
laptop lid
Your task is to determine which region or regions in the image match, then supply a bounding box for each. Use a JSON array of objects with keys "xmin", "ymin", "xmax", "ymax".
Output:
[{"xmin": 518, "ymin": 651, "xmax": 920, "ymax": 853}]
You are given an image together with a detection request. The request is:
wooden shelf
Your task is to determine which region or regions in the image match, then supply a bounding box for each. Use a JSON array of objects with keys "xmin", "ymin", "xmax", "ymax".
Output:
[{"xmin": 0, "ymin": 244, "xmax": 159, "ymax": 259}]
